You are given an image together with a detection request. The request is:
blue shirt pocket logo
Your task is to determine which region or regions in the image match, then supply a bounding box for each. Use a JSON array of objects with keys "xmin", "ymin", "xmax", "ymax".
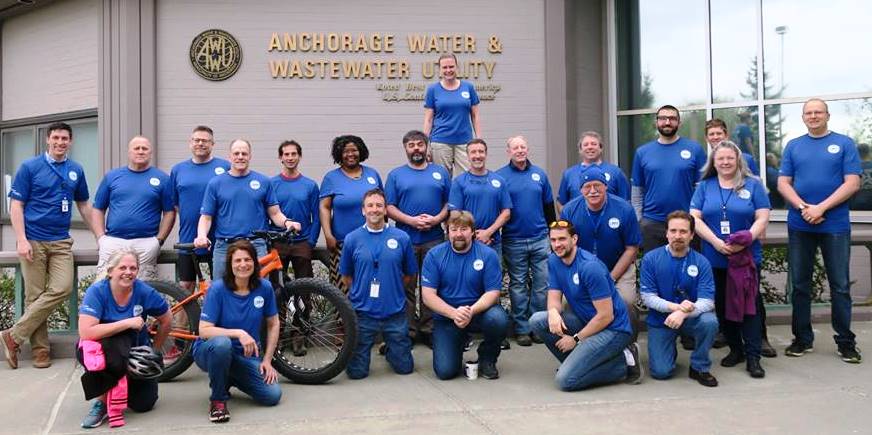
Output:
[
  {"xmin": 214, "ymin": 167, "xmax": 226, "ymax": 175},
  {"xmin": 133, "ymin": 305, "xmax": 143, "ymax": 316},
  {"xmin": 490, "ymin": 179, "xmax": 501, "ymax": 188},
  {"xmin": 461, "ymin": 91, "xmax": 470, "ymax": 99},
  {"xmin": 432, "ymin": 172, "xmax": 442, "ymax": 180},
  {"xmin": 680, "ymin": 150, "xmax": 691, "ymax": 160},
  {"xmin": 367, "ymin": 176, "xmax": 377, "ymax": 185},
  {"xmin": 149, "ymin": 177, "xmax": 161, "ymax": 186},
  {"xmin": 254, "ymin": 296, "xmax": 265, "ymax": 308},
  {"xmin": 608, "ymin": 218, "xmax": 620, "ymax": 229},
  {"xmin": 827, "ymin": 144, "xmax": 841, "ymax": 154},
  {"xmin": 473, "ymin": 259, "xmax": 484, "ymax": 271},
  {"xmin": 387, "ymin": 238, "xmax": 398, "ymax": 249},
  {"xmin": 687, "ymin": 265, "xmax": 699, "ymax": 277},
  {"xmin": 68, "ymin": 171, "xmax": 78, "ymax": 181},
  {"xmin": 250, "ymin": 180, "xmax": 261, "ymax": 190}
]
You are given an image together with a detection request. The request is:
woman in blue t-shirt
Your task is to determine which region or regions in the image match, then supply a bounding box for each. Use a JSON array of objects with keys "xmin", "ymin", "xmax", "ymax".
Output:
[
  {"xmin": 423, "ymin": 53, "xmax": 481, "ymax": 178},
  {"xmin": 77, "ymin": 248, "xmax": 172, "ymax": 428},
  {"xmin": 193, "ymin": 240, "xmax": 281, "ymax": 423},
  {"xmin": 689, "ymin": 141, "xmax": 771, "ymax": 379}
]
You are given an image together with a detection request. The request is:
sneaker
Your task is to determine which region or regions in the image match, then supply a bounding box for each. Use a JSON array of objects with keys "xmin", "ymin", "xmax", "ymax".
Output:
[
  {"xmin": 32, "ymin": 349, "xmax": 52, "ymax": 369},
  {"xmin": 688, "ymin": 368, "xmax": 718, "ymax": 387},
  {"xmin": 624, "ymin": 343, "xmax": 643, "ymax": 385},
  {"xmin": 529, "ymin": 332, "xmax": 544, "ymax": 344},
  {"xmin": 720, "ymin": 350, "xmax": 746, "ymax": 367},
  {"xmin": 760, "ymin": 337, "xmax": 777, "ymax": 358},
  {"xmin": 479, "ymin": 361, "xmax": 499, "ymax": 379},
  {"xmin": 837, "ymin": 344, "xmax": 862, "ymax": 364},
  {"xmin": 500, "ymin": 339, "xmax": 511, "ymax": 350},
  {"xmin": 81, "ymin": 400, "xmax": 108, "ymax": 428},
  {"xmin": 515, "ymin": 334, "xmax": 532, "ymax": 347},
  {"xmin": 209, "ymin": 400, "xmax": 230, "ymax": 423},
  {"xmin": 784, "ymin": 340, "xmax": 814, "ymax": 357},
  {"xmin": 746, "ymin": 358, "xmax": 765, "ymax": 378},
  {"xmin": 1, "ymin": 329, "xmax": 19, "ymax": 369}
]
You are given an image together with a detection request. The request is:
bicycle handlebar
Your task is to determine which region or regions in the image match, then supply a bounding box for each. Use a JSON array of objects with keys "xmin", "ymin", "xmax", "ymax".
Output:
[{"xmin": 172, "ymin": 229, "xmax": 297, "ymax": 252}]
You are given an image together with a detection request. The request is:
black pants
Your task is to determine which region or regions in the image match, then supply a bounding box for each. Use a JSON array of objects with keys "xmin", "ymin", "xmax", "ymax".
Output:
[{"xmin": 712, "ymin": 267, "xmax": 764, "ymax": 358}]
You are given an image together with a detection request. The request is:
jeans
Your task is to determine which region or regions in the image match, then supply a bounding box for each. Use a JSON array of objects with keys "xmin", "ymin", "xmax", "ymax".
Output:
[
  {"xmin": 647, "ymin": 312, "xmax": 718, "ymax": 378},
  {"xmin": 529, "ymin": 310, "xmax": 630, "ymax": 391},
  {"xmin": 432, "ymin": 305, "xmax": 509, "ymax": 380},
  {"xmin": 193, "ymin": 336, "xmax": 282, "ymax": 405},
  {"xmin": 212, "ymin": 238, "xmax": 267, "ymax": 281},
  {"xmin": 487, "ymin": 240, "xmax": 502, "ymax": 260},
  {"xmin": 405, "ymin": 239, "xmax": 443, "ymax": 337},
  {"xmin": 788, "ymin": 230, "xmax": 855, "ymax": 346},
  {"xmin": 502, "ymin": 236, "xmax": 549, "ymax": 335},
  {"xmin": 346, "ymin": 311, "xmax": 414, "ymax": 379}
]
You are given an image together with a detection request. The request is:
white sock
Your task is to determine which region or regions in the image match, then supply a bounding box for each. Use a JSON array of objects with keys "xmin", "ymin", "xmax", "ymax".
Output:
[{"xmin": 623, "ymin": 347, "xmax": 636, "ymax": 366}]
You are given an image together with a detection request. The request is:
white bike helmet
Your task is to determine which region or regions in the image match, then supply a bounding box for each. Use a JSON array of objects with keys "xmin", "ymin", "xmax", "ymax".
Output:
[{"xmin": 128, "ymin": 346, "xmax": 164, "ymax": 380}]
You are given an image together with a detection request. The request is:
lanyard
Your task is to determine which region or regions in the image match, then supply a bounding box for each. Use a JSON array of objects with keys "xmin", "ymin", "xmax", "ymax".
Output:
[
  {"xmin": 43, "ymin": 156, "xmax": 72, "ymax": 193},
  {"xmin": 584, "ymin": 204, "xmax": 605, "ymax": 255},
  {"xmin": 365, "ymin": 228, "xmax": 387, "ymax": 271},
  {"xmin": 716, "ymin": 184, "xmax": 734, "ymax": 221},
  {"xmin": 670, "ymin": 254, "xmax": 689, "ymax": 301}
]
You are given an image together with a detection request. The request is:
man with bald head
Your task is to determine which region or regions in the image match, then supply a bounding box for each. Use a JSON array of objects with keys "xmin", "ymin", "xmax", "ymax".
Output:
[
  {"xmin": 93, "ymin": 136, "xmax": 176, "ymax": 280},
  {"xmin": 195, "ymin": 139, "xmax": 301, "ymax": 279}
]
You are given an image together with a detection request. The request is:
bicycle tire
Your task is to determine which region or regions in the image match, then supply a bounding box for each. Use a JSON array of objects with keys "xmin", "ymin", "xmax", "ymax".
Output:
[
  {"xmin": 145, "ymin": 280, "xmax": 200, "ymax": 382},
  {"xmin": 272, "ymin": 277, "xmax": 357, "ymax": 384}
]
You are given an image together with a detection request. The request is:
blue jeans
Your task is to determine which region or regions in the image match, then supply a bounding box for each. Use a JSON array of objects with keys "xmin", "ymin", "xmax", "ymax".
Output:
[
  {"xmin": 346, "ymin": 311, "xmax": 414, "ymax": 379},
  {"xmin": 212, "ymin": 238, "xmax": 267, "ymax": 281},
  {"xmin": 529, "ymin": 310, "xmax": 630, "ymax": 391},
  {"xmin": 487, "ymin": 240, "xmax": 502, "ymax": 259},
  {"xmin": 787, "ymin": 230, "xmax": 855, "ymax": 346},
  {"xmin": 432, "ymin": 304, "xmax": 509, "ymax": 380},
  {"xmin": 193, "ymin": 336, "xmax": 282, "ymax": 405},
  {"xmin": 647, "ymin": 312, "xmax": 718, "ymax": 379},
  {"xmin": 503, "ymin": 236, "xmax": 549, "ymax": 335}
]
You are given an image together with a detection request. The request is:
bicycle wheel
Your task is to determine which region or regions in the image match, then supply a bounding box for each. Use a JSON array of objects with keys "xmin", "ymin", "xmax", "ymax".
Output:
[
  {"xmin": 145, "ymin": 280, "xmax": 200, "ymax": 382},
  {"xmin": 273, "ymin": 277, "xmax": 357, "ymax": 384}
]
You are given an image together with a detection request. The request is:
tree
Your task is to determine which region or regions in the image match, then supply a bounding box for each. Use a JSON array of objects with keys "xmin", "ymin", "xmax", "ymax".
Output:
[{"xmin": 740, "ymin": 56, "xmax": 786, "ymax": 155}]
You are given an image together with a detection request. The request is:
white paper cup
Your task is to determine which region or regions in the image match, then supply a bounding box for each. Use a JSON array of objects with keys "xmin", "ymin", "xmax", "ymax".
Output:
[{"xmin": 465, "ymin": 360, "xmax": 478, "ymax": 380}]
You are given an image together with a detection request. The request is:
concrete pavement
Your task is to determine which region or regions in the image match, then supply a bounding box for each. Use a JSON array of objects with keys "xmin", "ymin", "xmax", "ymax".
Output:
[{"xmin": 2, "ymin": 322, "xmax": 871, "ymax": 435}]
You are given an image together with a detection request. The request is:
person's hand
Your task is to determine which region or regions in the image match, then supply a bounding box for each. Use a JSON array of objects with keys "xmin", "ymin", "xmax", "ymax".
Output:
[
  {"xmin": 126, "ymin": 316, "xmax": 145, "ymax": 331},
  {"xmin": 475, "ymin": 230, "xmax": 492, "ymax": 245},
  {"xmin": 284, "ymin": 220, "xmax": 302, "ymax": 233},
  {"xmin": 453, "ymin": 306, "xmax": 473, "ymax": 328},
  {"xmin": 802, "ymin": 203, "xmax": 826, "ymax": 225},
  {"xmin": 547, "ymin": 309, "xmax": 566, "ymax": 336},
  {"xmin": 420, "ymin": 214, "xmax": 439, "ymax": 230},
  {"xmin": 714, "ymin": 239, "xmax": 734, "ymax": 256},
  {"xmin": 16, "ymin": 239, "xmax": 33, "ymax": 262},
  {"xmin": 193, "ymin": 236, "xmax": 211, "ymax": 250},
  {"xmin": 413, "ymin": 215, "xmax": 430, "ymax": 231},
  {"xmin": 679, "ymin": 300, "xmax": 695, "ymax": 313},
  {"xmin": 325, "ymin": 235, "xmax": 339, "ymax": 253},
  {"xmin": 260, "ymin": 359, "xmax": 278, "ymax": 384},
  {"xmin": 238, "ymin": 331, "xmax": 259, "ymax": 357},
  {"xmin": 664, "ymin": 310, "xmax": 688, "ymax": 329},
  {"xmin": 555, "ymin": 335, "xmax": 577, "ymax": 353}
]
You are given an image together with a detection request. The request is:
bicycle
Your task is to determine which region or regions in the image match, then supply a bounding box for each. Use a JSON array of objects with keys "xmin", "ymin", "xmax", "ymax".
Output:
[{"xmin": 146, "ymin": 229, "xmax": 358, "ymax": 384}]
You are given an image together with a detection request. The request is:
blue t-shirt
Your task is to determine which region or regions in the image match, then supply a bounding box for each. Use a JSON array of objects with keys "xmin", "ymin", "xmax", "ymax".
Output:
[
  {"xmin": 733, "ymin": 124, "xmax": 754, "ymax": 154},
  {"xmin": 496, "ymin": 161, "xmax": 554, "ymax": 240},
  {"xmin": 557, "ymin": 162, "xmax": 630, "ymax": 204},
  {"xmin": 270, "ymin": 173, "xmax": 321, "ymax": 246},
  {"xmin": 742, "ymin": 153, "xmax": 760, "ymax": 176},
  {"xmin": 339, "ymin": 226, "xmax": 418, "ymax": 319},
  {"xmin": 779, "ymin": 132, "xmax": 861, "ymax": 233},
  {"xmin": 424, "ymin": 80, "xmax": 480, "ymax": 145},
  {"xmin": 631, "ymin": 137, "xmax": 707, "ymax": 222},
  {"xmin": 560, "ymin": 194, "xmax": 641, "ymax": 271},
  {"xmin": 639, "ymin": 247, "xmax": 714, "ymax": 328},
  {"xmin": 385, "ymin": 163, "xmax": 451, "ymax": 245},
  {"xmin": 196, "ymin": 278, "xmax": 278, "ymax": 354},
  {"xmin": 79, "ymin": 279, "xmax": 169, "ymax": 346},
  {"xmin": 8, "ymin": 154, "xmax": 89, "ymax": 241},
  {"xmin": 690, "ymin": 177, "xmax": 770, "ymax": 268},
  {"xmin": 201, "ymin": 170, "xmax": 278, "ymax": 239},
  {"xmin": 447, "ymin": 171, "xmax": 513, "ymax": 244},
  {"xmin": 320, "ymin": 166, "xmax": 383, "ymax": 242},
  {"xmin": 546, "ymin": 250, "xmax": 632, "ymax": 335},
  {"xmin": 170, "ymin": 158, "xmax": 231, "ymax": 254},
  {"xmin": 421, "ymin": 241, "xmax": 502, "ymax": 313},
  {"xmin": 93, "ymin": 166, "xmax": 174, "ymax": 239}
]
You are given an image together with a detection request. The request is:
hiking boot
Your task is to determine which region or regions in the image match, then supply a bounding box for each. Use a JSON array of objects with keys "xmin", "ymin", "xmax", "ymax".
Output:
[
  {"xmin": 688, "ymin": 368, "xmax": 718, "ymax": 387},
  {"xmin": 1, "ymin": 329, "xmax": 19, "ymax": 369},
  {"xmin": 624, "ymin": 343, "xmax": 643, "ymax": 385},
  {"xmin": 720, "ymin": 350, "xmax": 746, "ymax": 367},
  {"xmin": 515, "ymin": 334, "xmax": 532, "ymax": 347},
  {"xmin": 784, "ymin": 340, "xmax": 813, "ymax": 357},
  {"xmin": 746, "ymin": 357, "xmax": 765, "ymax": 378},
  {"xmin": 81, "ymin": 400, "xmax": 108, "ymax": 428},
  {"xmin": 837, "ymin": 343, "xmax": 862, "ymax": 364},
  {"xmin": 530, "ymin": 332, "xmax": 544, "ymax": 344},
  {"xmin": 32, "ymin": 349, "xmax": 51, "ymax": 369},
  {"xmin": 479, "ymin": 361, "xmax": 499, "ymax": 380},
  {"xmin": 209, "ymin": 400, "xmax": 230, "ymax": 423}
]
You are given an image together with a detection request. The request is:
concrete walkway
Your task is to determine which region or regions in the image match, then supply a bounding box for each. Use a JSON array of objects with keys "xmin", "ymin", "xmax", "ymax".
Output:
[{"xmin": 2, "ymin": 322, "xmax": 871, "ymax": 435}]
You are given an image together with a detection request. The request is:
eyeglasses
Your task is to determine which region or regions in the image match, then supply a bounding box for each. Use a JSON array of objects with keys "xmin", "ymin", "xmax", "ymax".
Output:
[
  {"xmin": 191, "ymin": 138, "xmax": 213, "ymax": 144},
  {"xmin": 549, "ymin": 220, "xmax": 571, "ymax": 229},
  {"xmin": 656, "ymin": 116, "xmax": 679, "ymax": 122}
]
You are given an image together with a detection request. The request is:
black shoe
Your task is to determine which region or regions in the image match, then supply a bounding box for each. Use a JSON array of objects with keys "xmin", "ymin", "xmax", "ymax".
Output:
[
  {"xmin": 500, "ymin": 339, "xmax": 511, "ymax": 350},
  {"xmin": 515, "ymin": 334, "xmax": 532, "ymax": 347},
  {"xmin": 530, "ymin": 332, "xmax": 543, "ymax": 344},
  {"xmin": 760, "ymin": 337, "xmax": 777, "ymax": 358},
  {"xmin": 680, "ymin": 335, "xmax": 696, "ymax": 351},
  {"xmin": 688, "ymin": 368, "xmax": 718, "ymax": 387},
  {"xmin": 624, "ymin": 343, "xmax": 643, "ymax": 385},
  {"xmin": 785, "ymin": 340, "xmax": 814, "ymax": 357},
  {"xmin": 713, "ymin": 332, "xmax": 727, "ymax": 349},
  {"xmin": 463, "ymin": 337, "xmax": 473, "ymax": 352},
  {"xmin": 479, "ymin": 361, "xmax": 499, "ymax": 379},
  {"xmin": 837, "ymin": 343, "xmax": 862, "ymax": 364},
  {"xmin": 746, "ymin": 358, "xmax": 765, "ymax": 378},
  {"xmin": 720, "ymin": 350, "xmax": 746, "ymax": 367}
]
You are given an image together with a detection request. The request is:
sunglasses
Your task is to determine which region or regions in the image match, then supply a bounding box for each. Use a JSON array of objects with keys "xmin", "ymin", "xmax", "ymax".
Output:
[{"xmin": 549, "ymin": 220, "xmax": 571, "ymax": 229}]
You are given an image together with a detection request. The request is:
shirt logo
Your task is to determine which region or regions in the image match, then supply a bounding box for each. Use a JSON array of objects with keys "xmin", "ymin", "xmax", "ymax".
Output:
[
  {"xmin": 490, "ymin": 179, "xmax": 501, "ymax": 188},
  {"xmin": 531, "ymin": 173, "xmax": 541, "ymax": 182},
  {"xmin": 386, "ymin": 238, "xmax": 399, "ymax": 249},
  {"xmin": 608, "ymin": 218, "xmax": 620, "ymax": 229},
  {"xmin": 572, "ymin": 273, "xmax": 580, "ymax": 285},
  {"xmin": 680, "ymin": 150, "xmax": 691, "ymax": 160},
  {"xmin": 738, "ymin": 189, "xmax": 751, "ymax": 200},
  {"xmin": 828, "ymin": 144, "xmax": 841, "ymax": 154},
  {"xmin": 461, "ymin": 91, "xmax": 470, "ymax": 99},
  {"xmin": 68, "ymin": 171, "xmax": 78, "ymax": 181},
  {"xmin": 367, "ymin": 176, "xmax": 377, "ymax": 185},
  {"xmin": 250, "ymin": 180, "xmax": 261, "ymax": 190},
  {"xmin": 473, "ymin": 259, "xmax": 484, "ymax": 271},
  {"xmin": 432, "ymin": 172, "xmax": 442, "ymax": 180},
  {"xmin": 133, "ymin": 305, "xmax": 143, "ymax": 316},
  {"xmin": 149, "ymin": 177, "xmax": 161, "ymax": 186},
  {"xmin": 214, "ymin": 167, "xmax": 226, "ymax": 175},
  {"xmin": 604, "ymin": 172, "xmax": 611, "ymax": 182},
  {"xmin": 687, "ymin": 265, "xmax": 699, "ymax": 277},
  {"xmin": 254, "ymin": 296, "xmax": 265, "ymax": 308}
]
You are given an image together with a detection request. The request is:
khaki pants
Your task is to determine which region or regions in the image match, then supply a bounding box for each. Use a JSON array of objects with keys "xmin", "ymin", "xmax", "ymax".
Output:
[
  {"xmin": 11, "ymin": 239, "xmax": 75, "ymax": 352},
  {"xmin": 615, "ymin": 262, "xmax": 640, "ymax": 342},
  {"xmin": 429, "ymin": 142, "xmax": 469, "ymax": 178},
  {"xmin": 97, "ymin": 235, "xmax": 161, "ymax": 281}
]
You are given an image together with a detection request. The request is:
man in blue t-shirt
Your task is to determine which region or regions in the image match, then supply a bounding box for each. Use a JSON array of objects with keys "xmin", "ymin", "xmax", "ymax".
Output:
[
  {"xmin": 560, "ymin": 167, "xmax": 641, "ymax": 342},
  {"xmin": 422, "ymin": 210, "xmax": 509, "ymax": 380},
  {"xmin": 194, "ymin": 139, "xmax": 302, "ymax": 280},
  {"xmin": 341, "ymin": 189, "xmax": 417, "ymax": 379},
  {"xmin": 706, "ymin": 118, "xmax": 759, "ymax": 176},
  {"xmin": 496, "ymin": 135, "xmax": 555, "ymax": 346},
  {"xmin": 777, "ymin": 98, "xmax": 862, "ymax": 363},
  {"xmin": 631, "ymin": 105, "xmax": 706, "ymax": 253},
  {"xmin": 447, "ymin": 139, "xmax": 512, "ymax": 258},
  {"xmin": 93, "ymin": 136, "xmax": 176, "ymax": 281},
  {"xmin": 557, "ymin": 131, "xmax": 630, "ymax": 214},
  {"xmin": 640, "ymin": 211, "xmax": 718, "ymax": 387},
  {"xmin": 170, "ymin": 126, "xmax": 230, "ymax": 290},
  {"xmin": 529, "ymin": 220, "xmax": 641, "ymax": 391},
  {"xmin": 386, "ymin": 130, "xmax": 451, "ymax": 345},
  {"xmin": 2, "ymin": 123, "xmax": 98, "ymax": 370}
]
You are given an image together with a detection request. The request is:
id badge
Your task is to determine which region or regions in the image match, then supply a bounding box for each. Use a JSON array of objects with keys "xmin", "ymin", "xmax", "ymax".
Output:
[
  {"xmin": 61, "ymin": 198, "xmax": 69, "ymax": 213},
  {"xmin": 719, "ymin": 220, "xmax": 731, "ymax": 235},
  {"xmin": 369, "ymin": 279, "xmax": 380, "ymax": 298}
]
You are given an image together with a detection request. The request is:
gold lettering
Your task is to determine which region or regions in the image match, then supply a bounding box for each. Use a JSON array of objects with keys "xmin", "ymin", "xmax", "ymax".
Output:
[
  {"xmin": 327, "ymin": 33, "xmax": 340, "ymax": 52},
  {"xmin": 312, "ymin": 33, "xmax": 324, "ymax": 52},
  {"xmin": 361, "ymin": 62, "xmax": 373, "ymax": 78},
  {"xmin": 466, "ymin": 34, "xmax": 475, "ymax": 52},
  {"xmin": 355, "ymin": 34, "xmax": 367, "ymax": 52},
  {"xmin": 439, "ymin": 35, "xmax": 450, "ymax": 51},
  {"xmin": 317, "ymin": 59, "xmax": 329, "ymax": 78},
  {"xmin": 330, "ymin": 61, "xmax": 340, "ymax": 78},
  {"xmin": 299, "ymin": 32, "xmax": 311, "ymax": 51},
  {"xmin": 343, "ymin": 61, "xmax": 361, "ymax": 78},
  {"xmin": 399, "ymin": 61, "xmax": 409, "ymax": 79},
  {"xmin": 370, "ymin": 34, "xmax": 381, "ymax": 52},
  {"xmin": 342, "ymin": 34, "xmax": 353, "ymax": 51},
  {"xmin": 303, "ymin": 60, "xmax": 315, "ymax": 78},
  {"xmin": 422, "ymin": 61, "xmax": 435, "ymax": 79},
  {"xmin": 407, "ymin": 34, "xmax": 426, "ymax": 53},
  {"xmin": 384, "ymin": 34, "xmax": 395, "ymax": 52},
  {"xmin": 289, "ymin": 60, "xmax": 303, "ymax": 78},
  {"xmin": 483, "ymin": 61, "xmax": 496, "ymax": 79},
  {"xmin": 283, "ymin": 33, "xmax": 296, "ymax": 51},
  {"xmin": 268, "ymin": 33, "xmax": 281, "ymax": 52},
  {"xmin": 269, "ymin": 60, "xmax": 288, "ymax": 77},
  {"xmin": 427, "ymin": 36, "xmax": 439, "ymax": 52},
  {"xmin": 453, "ymin": 34, "xmax": 463, "ymax": 53}
]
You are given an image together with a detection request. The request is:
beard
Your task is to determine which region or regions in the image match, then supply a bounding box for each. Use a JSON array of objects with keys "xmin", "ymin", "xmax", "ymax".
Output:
[
  {"xmin": 657, "ymin": 125, "xmax": 677, "ymax": 138},
  {"xmin": 409, "ymin": 152, "xmax": 426, "ymax": 164},
  {"xmin": 451, "ymin": 238, "xmax": 469, "ymax": 251}
]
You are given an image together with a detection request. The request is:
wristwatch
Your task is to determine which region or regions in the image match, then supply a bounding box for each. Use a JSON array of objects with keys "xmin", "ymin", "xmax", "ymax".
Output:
[
  {"xmin": 573, "ymin": 334, "xmax": 581, "ymax": 343},
  {"xmin": 797, "ymin": 203, "xmax": 807, "ymax": 211}
]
